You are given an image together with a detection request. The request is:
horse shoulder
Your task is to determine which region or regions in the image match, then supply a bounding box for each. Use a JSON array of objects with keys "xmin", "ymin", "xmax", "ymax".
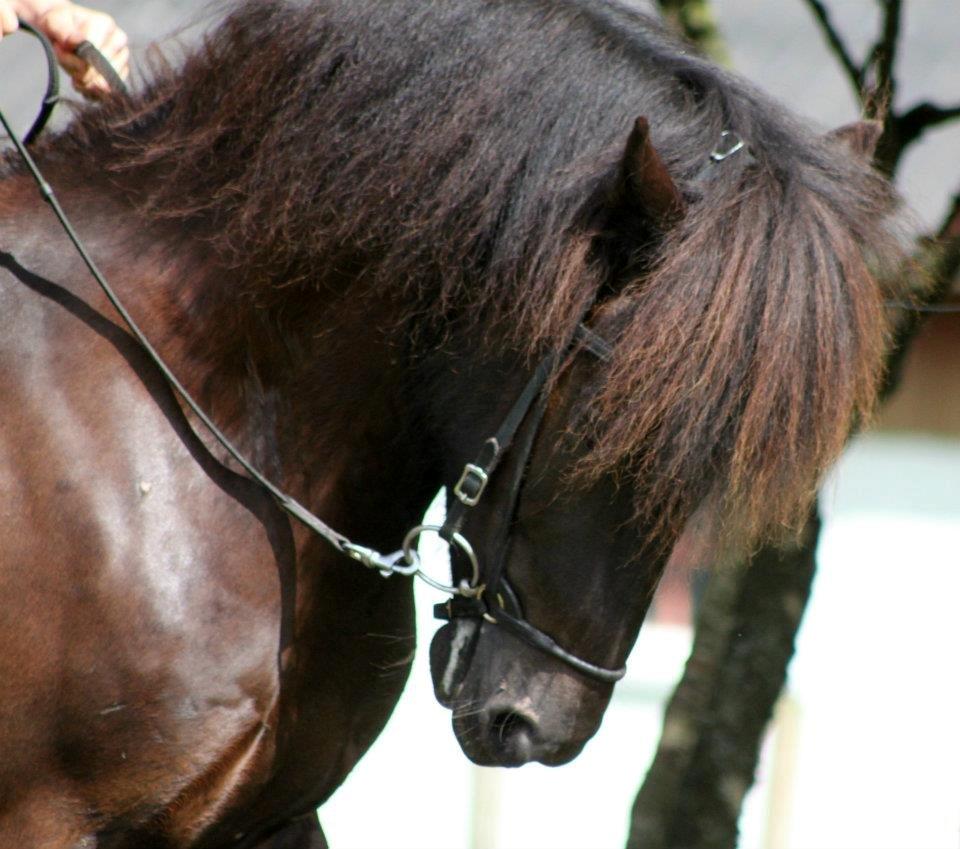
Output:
[{"xmin": 0, "ymin": 188, "xmax": 284, "ymax": 841}]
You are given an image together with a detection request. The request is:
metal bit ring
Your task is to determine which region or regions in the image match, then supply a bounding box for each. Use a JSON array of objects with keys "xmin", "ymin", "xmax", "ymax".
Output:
[{"xmin": 402, "ymin": 524, "xmax": 481, "ymax": 596}]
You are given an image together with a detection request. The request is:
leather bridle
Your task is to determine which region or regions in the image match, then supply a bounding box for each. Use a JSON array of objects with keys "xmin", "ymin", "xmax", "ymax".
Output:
[
  {"xmin": 427, "ymin": 323, "xmax": 629, "ymax": 685},
  {"xmin": 10, "ymin": 12, "xmax": 954, "ymax": 695}
]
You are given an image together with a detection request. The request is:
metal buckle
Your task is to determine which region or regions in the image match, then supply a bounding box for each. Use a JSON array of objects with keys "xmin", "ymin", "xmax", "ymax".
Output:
[
  {"xmin": 341, "ymin": 543, "xmax": 418, "ymax": 578},
  {"xmin": 710, "ymin": 130, "xmax": 746, "ymax": 162},
  {"xmin": 453, "ymin": 463, "xmax": 489, "ymax": 507}
]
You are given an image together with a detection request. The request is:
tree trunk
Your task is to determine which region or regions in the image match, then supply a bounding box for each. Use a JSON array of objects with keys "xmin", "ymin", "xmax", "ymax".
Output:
[
  {"xmin": 630, "ymin": 3, "xmax": 959, "ymax": 847},
  {"xmin": 626, "ymin": 514, "xmax": 820, "ymax": 849}
]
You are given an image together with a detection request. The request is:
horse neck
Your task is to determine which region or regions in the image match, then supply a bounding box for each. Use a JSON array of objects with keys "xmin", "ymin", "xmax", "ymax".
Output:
[{"xmin": 45, "ymin": 174, "xmax": 443, "ymax": 558}]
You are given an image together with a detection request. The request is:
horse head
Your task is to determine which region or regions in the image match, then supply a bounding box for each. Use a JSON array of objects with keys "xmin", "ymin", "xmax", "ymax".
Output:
[
  {"xmin": 429, "ymin": 342, "xmax": 666, "ymax": 766},
  {"xmin": 427, "ymin": 123, "xmax": 688, "ymax": 767},
  {"xmin": 423, "ymin": 104, "xmax": 898, "ymax": 766}
]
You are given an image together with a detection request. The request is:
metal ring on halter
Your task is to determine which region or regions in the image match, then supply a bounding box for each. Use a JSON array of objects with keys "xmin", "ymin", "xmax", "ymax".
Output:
[
  {"xmin": 402, "ymin": 524, "xmax": 481, "ymax": 596},
  {"xmin": 710, "ymin": 130, "xmax": 746, "ymax": 162}
]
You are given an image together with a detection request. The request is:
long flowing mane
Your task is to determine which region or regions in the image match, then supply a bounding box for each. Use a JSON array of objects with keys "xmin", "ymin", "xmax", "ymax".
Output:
[{"xmin": 29, "ymin": 0, "xmax": 908, "ymax": 547}]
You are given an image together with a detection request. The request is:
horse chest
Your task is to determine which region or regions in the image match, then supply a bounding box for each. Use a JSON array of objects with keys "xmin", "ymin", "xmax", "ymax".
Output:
[{"xmin": 189, "ymin": 565, "xmax": 416, "ymax": 846}]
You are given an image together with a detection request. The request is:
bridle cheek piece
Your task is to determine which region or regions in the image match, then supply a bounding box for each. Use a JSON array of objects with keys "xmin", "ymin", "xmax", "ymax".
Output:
[{"xmin": 426, "ymin": 324, "xmax": 628, "ymax": 685}]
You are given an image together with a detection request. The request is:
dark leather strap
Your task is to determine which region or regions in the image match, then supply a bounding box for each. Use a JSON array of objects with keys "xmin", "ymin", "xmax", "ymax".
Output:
[
  {"xmin": 75, "ymin": 40, "xmax": 129, "ymax": 96},
  {"xmin": 17, "ymin": 21, "xmax": 60, "ymax": 146},
  {"xmin": 17, "ymin": 26, "xmax": 130, "ymax": 146},
  {"xmin": 435, "ymin": 323, "xmax": 627, "ymax": 685},
  {"xmin": 574, "ymin": 322, "xmax": 614, "ymax": 361},
  {"xmin": 441, "ymin": 350, "xmax": 559, "ymax": 541},
  {"xmin": 485, "ymin": 606, "xmax": 627, "ymax": 682}
]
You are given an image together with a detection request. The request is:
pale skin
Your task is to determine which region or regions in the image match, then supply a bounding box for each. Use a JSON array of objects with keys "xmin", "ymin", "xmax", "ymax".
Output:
[{"xmin": 0, "ymin": 0, "xmax": 129, "ymax": 96}]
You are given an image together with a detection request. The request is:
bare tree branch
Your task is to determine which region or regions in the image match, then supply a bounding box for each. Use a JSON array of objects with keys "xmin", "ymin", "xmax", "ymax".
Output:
[
  {"xmin": 904, "ymin": 101, "xmax": 960, "ymax": 130},
  {"xmin": 866, "ymin": 0, "xmax": 902, "ymax": 112},
  {"xmin": 800, "ymin": 0, "xmax": 952, "ymax": 177},
  {"xmin": 939, "ymin": 190, "xmax": 960, "ymax": 242},
  {"xmin": 893, "ymin": 101, "xmax": 960, "ymax": 151},
  {"xmin": 800, "ymin": 0, "xmax": 863, "ymax": 96},
  {"xmin": 926, "ymin": 188, "xmax": 960, "ymax": 293}
]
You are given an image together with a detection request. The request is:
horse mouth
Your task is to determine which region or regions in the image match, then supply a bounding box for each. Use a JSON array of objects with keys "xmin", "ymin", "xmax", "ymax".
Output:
[
  {"xmin": 432, "ymin": 621, "xmax": 599, "ymax": 766},
  {"xmin": 451, "ymin": 704, "xmax": 580, "ymax": 767}
]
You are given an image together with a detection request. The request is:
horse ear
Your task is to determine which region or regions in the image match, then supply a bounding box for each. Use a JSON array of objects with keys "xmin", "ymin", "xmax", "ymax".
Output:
[
  {"xmin": 826, "ymin": 120, "xmax": 883, "ymax": 162},
  {"xmin": 614, "ymin": 116, "xmax": 685, "ymax": 228}
]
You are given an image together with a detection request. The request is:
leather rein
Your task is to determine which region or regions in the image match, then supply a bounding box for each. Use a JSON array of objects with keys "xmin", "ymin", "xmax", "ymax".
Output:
[{"xmin": 1, "ymin": 26, "xmax": 627, "ymax": 684}]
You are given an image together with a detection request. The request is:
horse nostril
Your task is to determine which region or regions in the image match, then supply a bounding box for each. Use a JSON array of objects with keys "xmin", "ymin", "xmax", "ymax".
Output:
[
  {"xmin": 491, "ymin": 710, "xmax": 527, "ymax": 742},
  {"xmin": 488, "ymin": 709, "xmax": 537, "ymax": 766}
]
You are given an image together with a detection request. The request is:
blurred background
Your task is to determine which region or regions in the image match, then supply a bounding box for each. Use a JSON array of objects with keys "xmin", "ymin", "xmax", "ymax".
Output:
[{"xmin": 2, "ymin": 2, "xmax": 957, "ymax": 847}]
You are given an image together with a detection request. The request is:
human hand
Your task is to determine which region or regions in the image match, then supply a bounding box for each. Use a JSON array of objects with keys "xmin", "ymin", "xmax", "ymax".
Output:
[
  {"xmin": 0, "ymin": 2, "xmax": 19, "ymax": 38},
  {"xmin": 39, "ymin": 3, "xmax": 129, "ymax": 97},
  {"xmin": 0, "ymin": 1, "xmax": 129, "ymax": 98}
]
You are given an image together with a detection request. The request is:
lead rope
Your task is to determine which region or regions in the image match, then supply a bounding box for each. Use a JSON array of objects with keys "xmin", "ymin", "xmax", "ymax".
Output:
[{"xmin": 1, "ymin": 24, "xmax": 420, "ymax": 580}]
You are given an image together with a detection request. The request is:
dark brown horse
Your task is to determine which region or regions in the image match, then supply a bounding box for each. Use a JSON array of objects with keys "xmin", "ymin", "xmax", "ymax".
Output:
[{"xmin": 0, "ymin": 0, "xmax": 907, "ymax": 846}]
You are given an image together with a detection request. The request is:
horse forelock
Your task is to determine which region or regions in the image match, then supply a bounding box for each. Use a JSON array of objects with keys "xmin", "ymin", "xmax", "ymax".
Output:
[
  {"xmin": 46, "ymin": 0, "xmax": 909, "ymax": 550},
  {"xmin": 582, "ymin": 160, "xmax": 908, "ymax": 553}
]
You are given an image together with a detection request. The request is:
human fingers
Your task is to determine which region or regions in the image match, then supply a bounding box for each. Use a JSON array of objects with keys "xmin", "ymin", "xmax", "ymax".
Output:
[
  {"xmin": 0, "ymin": 2, "xmax": 19, "ymax": 38},
  {"xmin": 58, "ymin": 42, "xmax": 128, "ymax": 97},
  {"xmin": 55, "ymin": 35, "xmax": 129, "ymax": 77},
  {"xmin": 43, "ymin": 5, "xmax": 129, "ymax": 95},
  {"xmin": 42, "ymin": 4, "xmax": 109, "ymax": 49},
  {"xmin": 94, "ymin": 22, "xmax": 129, "ymax": 78}
]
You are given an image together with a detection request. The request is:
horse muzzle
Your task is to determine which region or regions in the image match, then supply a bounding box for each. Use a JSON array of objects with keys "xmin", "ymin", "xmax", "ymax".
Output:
[{"xmin": 429, "ymin": 619, "xmax": 610, "ymax": 767}]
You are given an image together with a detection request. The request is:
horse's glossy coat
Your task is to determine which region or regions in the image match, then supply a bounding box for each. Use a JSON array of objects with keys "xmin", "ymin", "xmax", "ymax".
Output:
[{"xmin": 0, "ymin": 0, "xmax": 905, "ymax": 845}]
